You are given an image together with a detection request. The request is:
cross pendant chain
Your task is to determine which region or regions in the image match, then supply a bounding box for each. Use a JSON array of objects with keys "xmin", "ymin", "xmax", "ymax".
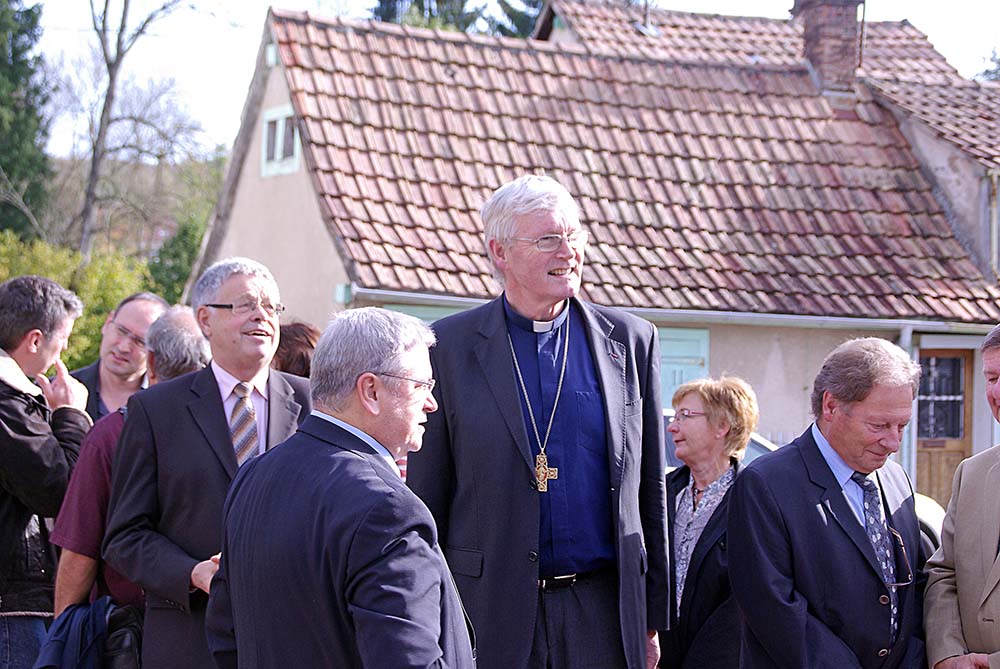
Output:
[{"xmin": 535, "ymin": 453, "xmax": 559, "ymax": 492}]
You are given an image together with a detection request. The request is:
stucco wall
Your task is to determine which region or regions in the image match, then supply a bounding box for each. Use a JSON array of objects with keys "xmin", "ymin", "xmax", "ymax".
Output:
[{"xmin": 218, "ymin": 63, "xmax": 348, "ymax": 328}]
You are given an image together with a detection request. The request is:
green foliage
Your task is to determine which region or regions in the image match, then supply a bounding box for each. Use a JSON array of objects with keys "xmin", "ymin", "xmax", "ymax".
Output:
[
  {"xmin": 371, "ymin": 0, "xmax": 484, "ymax": 31},
  {"xmin": 487, "ymin": 0, "xmax": 543, "ymax": 38},
  {"xmin": 0, "ymin": 0, "xmax": 51, "ymax": 239},
  {"xmin": 979, "ymin": 49, "xmax": 1000, "ymax": 82},
  {"xmin": 371, "ymin": 0, "xmax": 406, "ymax": 23},
  {"xmin": 0, "ymin": 229, "xmax": 148, "ymax": 370},
  {"xmin": 148, "ymin": 218, "xmax": 206, "ymax": 303}
]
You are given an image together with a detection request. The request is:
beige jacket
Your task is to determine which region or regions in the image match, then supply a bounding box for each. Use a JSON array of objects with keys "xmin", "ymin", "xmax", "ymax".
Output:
[{"xmin": 925, "ymin": 445, "xmax": 1000, "ymax": 669}]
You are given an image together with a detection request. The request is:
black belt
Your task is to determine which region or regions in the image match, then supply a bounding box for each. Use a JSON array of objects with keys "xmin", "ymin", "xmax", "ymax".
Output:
[{"xmin": 538, "ymin": 567, "xmax": 612, "ymax": 592}]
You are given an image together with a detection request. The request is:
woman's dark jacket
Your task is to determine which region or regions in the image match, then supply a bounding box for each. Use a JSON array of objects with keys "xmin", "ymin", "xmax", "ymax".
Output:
[{"xmin": 658, "ymin": 461, "xmax": 741, "ymax": 669}]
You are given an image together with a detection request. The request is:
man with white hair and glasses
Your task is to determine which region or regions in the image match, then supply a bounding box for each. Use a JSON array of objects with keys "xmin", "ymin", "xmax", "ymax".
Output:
[
  {"xmin": 408, "ymin": 174, "xmax": 668, "ymax": 669},
  {"xmin": 103, "ymin": 258, "xmax": 311, "ymax": 669}
]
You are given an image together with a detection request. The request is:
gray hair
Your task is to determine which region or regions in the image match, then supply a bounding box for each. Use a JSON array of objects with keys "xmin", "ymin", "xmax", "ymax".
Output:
[
  {"xmin": 982, "ymin": 324, "xmax": 1000, "ymax": 353},
  {"xmin": 310, "ymin": 307, "xmax": 436, "ymax": 411},
  {"xmin": 480, "ymin": 174, "xmax": 580, "ymax": 285},
  {"xmin": 146, "ymin": 306, "xmax": 210, "ymax": 380},
  {"xmin": 0, "ymin": 276, "xmax": 83, "ymax": 351},
  {"xmin": 190, "ymin": 257, "xmax": 277, "ymax": 310},
  {"xmin": 810, "ymin": 337, "xmax": 921, "ymax": 418}
]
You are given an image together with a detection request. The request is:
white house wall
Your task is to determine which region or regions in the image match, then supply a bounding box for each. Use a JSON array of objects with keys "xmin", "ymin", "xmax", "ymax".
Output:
[{"xmin": 218, "ymin": 63, "xmax": 349, "ymax": 328}]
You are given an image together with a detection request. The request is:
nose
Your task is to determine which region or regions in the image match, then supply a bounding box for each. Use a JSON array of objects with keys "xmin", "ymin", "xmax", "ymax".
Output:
[
  {"xmin": 882, "ymin": 429, "xmax": 902, "ymax": 453},
  {"xmin": 424, "ymin": 391, "xmax": 438, "ymax": 413},
  {"xmin": 667, "ymin": 420, "xmax": 679, "ymax": 434}
]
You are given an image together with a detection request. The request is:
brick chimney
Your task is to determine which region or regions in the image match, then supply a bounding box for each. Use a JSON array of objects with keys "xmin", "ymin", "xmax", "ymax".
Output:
[{"xmin": 791, "ymin": 0, "xmax": 863, "ymax": 107}]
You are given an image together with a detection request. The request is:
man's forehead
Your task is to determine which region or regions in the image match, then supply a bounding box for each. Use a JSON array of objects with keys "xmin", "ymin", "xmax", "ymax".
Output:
[{"xmin": 218, "ymin": 274, "xmax": 278, "ymax": 297}]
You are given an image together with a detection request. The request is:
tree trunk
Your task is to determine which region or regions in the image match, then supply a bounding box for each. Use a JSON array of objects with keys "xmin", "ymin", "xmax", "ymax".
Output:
[{"xmin": 77, "ymin": 61, "xmax": 119, "ymax": 263}]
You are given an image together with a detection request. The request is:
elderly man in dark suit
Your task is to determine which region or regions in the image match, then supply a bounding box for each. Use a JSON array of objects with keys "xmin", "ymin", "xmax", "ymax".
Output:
[
  {"xmin": 103, "ymin": 258, "xmax": 311, "ymax": 669},
  {"xmin": 407, "ymin": 174, "xmax": 668, "ymax": 669},
  {"xmin": 729, "ymin": 337, "xmax": 927, "ymax": 668},
  {"xmin": 206, "ymin": 307, "xmax": 475, "ymax": 668}
]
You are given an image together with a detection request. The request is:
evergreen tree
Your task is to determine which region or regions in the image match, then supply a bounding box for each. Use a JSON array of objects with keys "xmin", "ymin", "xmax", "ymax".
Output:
[
  {"xmin": 0, "ymin": 0, "xmax": 51, "ymax": 239},
  {"xmin": 371, "ymin": 0, "xmax": 484, "ymax": 32},
  {"xmin": 488, "ymin": 0, "xmax": 543, "ymax": 38},
  {"xmin": 979, "ymin": 49, "xmax": 1000, "ymax": 82}
]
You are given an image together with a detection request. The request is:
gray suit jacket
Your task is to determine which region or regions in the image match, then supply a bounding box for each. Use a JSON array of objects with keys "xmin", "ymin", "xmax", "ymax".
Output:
[
  {"xmin": 728, "ymin": 428, "xmax": 927, "ymax": 669},
  {"xmin": 103, "ymin": 365, "xmax": 310, "ymax": 669},
  {"xmin": 924, "ymin": 445, "xmax": 1000, "ymax": 669},
  {"xmin": 407, "ymin": 296, "xmax": 668, "ymax": 669}
]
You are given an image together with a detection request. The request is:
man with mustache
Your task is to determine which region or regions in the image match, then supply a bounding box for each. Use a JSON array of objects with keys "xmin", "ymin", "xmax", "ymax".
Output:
[{"xmin": 103, "ymin": 258, "xmax": 311, "ymax": 669}]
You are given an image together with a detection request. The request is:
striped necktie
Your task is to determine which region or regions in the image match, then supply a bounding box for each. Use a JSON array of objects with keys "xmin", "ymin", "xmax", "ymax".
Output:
[{"xmin": 230, "ymin": 382, "xmax": 259, "ymax": 465}]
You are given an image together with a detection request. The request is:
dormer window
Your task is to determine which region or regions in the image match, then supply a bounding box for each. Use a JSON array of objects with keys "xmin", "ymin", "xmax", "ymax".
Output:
[{"xmin": 261, "ymin": 104, "xmax": 299, "ymax": 177}]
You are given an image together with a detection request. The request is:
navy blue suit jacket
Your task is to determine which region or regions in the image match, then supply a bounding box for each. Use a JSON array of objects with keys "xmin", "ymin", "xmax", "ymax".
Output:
[
  {"xmin": 728, "ymin": 427, "xmax": 927, "ymax": 669},
  {"xmin": 205, "ymin": 415, "xmax": 476, "ymax": 669}
]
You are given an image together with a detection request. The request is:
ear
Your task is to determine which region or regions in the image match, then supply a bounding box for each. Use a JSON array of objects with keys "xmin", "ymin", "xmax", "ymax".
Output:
[
  {"xmin": 22, "ymin": 329, "xmax": 44, "ymax": 354},
  {"xmin": 356, "ymin": 372, "xmax": 381, "ymax": 416},
  {"xmin": 195, "ymin": 306, "xmax": 213, "ymax": 338},
  {"xmin": 821, "ymin": 391, "xmax": 839, "ymax": 420},
  {"xmin": 488, "ymin": 238, "xmax": 509, "ymax": 274},
  {"xmin": 716, "ymin": 421, "xmax": 732, "ymax": 439},
  {"xmin": 146, "ymin": 351, "xmax": 158, "ymax": 385}
]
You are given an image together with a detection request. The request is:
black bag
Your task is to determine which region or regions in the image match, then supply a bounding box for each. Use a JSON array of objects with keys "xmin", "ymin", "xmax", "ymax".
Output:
[{"xmin": 103, "ymin": 604, "xmax": 143, "ymax": 669}]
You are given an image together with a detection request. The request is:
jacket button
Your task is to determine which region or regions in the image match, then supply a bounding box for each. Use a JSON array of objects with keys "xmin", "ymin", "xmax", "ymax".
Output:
[
  {"xmin": 528, "ymin": 551, "xmax": 539, "ymax": 562},
  {"xmin": 879, "ymin": 595, "xmax": 890, "ymax": 605},
  {"xmin": 878, "ymin": 649, "xmax": 888, "ymax": 657}
]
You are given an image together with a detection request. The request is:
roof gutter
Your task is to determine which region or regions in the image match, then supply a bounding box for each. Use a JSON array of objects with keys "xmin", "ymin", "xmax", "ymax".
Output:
[{"xmin": 349, "ymin": 285, "xmax": 993, "ymax": 334}]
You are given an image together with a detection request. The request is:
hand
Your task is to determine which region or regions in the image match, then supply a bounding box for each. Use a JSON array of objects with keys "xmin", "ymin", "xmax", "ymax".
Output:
[
  {"xmin": 36, "ymin": 360, "xmax": 88, "ymax": 411},
  {"xmin": 646, "ymin": 629, "xmax": 660, "ymax": 669},
  {"xmin": 935, "ymin": 653, "xmax": 991, "ymax": 669},
  {"xmin": 191, "ymin": 553, "xmax": 221, "ymax": 594}
]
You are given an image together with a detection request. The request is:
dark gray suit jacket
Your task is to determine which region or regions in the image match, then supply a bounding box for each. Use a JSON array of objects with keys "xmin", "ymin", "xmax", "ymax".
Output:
[
  {"xmin": 69, "ymin": 361, "xmax": 102, "ymax": 423},
  {"xmin": 205, "ymin": 415, "xmax": 476, "ymax": 669},
  {"xmin": 102, "ymin": 365, "xmax": 309, "ymax": 669},
  {"xmin": 728, "ymin": 428, "xmax": 927, "ymax": 669},
  {"xmin": 407, "ymin": 296, "xmax": 668, "ymax": 669}
]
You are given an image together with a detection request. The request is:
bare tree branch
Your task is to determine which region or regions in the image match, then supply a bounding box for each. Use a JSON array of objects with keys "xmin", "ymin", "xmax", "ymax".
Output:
[{"xmin": 0, "ymin": 164, "xmax": 48, "ymax": 241}]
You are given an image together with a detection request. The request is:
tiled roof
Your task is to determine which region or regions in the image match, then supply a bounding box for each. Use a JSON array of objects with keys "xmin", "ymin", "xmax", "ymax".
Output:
[
  {"xmin": 268, "ymin": 8, "xmax": 1000, "ymax": 324},
  {"xmin": 541, "ymin": 0, "xmax": 961, "ymax": 84},
  {"xmin": 545, "ymin": 0, "xmax": 1000, "ymax": 170}
]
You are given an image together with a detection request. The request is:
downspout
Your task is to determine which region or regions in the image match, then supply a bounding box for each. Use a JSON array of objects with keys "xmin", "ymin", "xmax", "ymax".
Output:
[
  {"xmin": 897, "ymin": 325, "xmax": 918, "ymax": 484},
  {"xmin": 990, "ymin": 169, "xmax": 1000, "ymax": 279}
]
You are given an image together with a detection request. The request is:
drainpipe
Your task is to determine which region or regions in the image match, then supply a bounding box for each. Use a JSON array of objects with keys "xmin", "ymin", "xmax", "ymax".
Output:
[
  {"xmin": 896, "ymin": 325, "xmax": 918, "ymax": 485},
  {"xmin": 990, "ymin": 169, "xmax": 1000, "ymax": 279}
]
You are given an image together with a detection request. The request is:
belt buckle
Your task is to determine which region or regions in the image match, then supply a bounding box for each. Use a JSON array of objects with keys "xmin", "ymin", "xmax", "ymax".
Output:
[{"xmin": 539, "ymin": 573, "xmax": 577, "ymax": 592}]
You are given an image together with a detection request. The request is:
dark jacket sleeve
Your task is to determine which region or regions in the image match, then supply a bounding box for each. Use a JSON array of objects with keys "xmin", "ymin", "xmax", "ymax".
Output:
[{"xmin": 0, "ymin": 388, "xmax": 89, "ymax": 517}]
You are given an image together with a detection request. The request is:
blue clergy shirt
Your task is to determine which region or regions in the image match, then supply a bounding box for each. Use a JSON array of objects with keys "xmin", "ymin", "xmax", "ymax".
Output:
[{"xmin": 504, "ymin": 297, "xmax": 615, "ymax": 578}]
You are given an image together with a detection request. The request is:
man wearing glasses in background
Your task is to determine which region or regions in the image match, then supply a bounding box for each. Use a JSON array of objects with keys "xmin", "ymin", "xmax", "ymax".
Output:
[
  {"xmin": 729, "ymin": 338, "xmax": 928, "ymax": 668},
  {"xmin": 103, "ymin": 258, "xmax": 311, "ymax": 669},
  {"xmin": 71, "ymin": 292, "xmax": 168, "ymax": 422},
  {"xmin": 407, "ymin": 174, "xmax": 668, "ymax": 669}
]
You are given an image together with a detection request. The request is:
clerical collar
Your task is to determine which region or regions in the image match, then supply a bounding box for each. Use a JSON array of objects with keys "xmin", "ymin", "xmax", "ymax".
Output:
[{"xmin": 503, "ymin": 296, "xmax": 570, "ymax": 333}]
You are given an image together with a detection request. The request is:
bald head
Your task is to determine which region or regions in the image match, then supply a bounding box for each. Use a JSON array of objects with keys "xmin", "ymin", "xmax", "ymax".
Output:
[{"xmin": 146, "ymin": 306, "xmax": 210, "ymax": 384}]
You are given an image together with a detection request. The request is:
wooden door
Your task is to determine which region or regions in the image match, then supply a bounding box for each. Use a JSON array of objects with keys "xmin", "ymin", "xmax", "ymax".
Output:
[{"xmin": 916, "ymin": 349, "xmax": 974, "ymax": 507}]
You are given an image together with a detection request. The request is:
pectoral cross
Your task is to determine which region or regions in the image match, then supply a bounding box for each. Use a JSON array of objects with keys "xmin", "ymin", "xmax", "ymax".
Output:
[{"xmin": 535, "ymin": 453, "xmax": 558, "ymax": 492}]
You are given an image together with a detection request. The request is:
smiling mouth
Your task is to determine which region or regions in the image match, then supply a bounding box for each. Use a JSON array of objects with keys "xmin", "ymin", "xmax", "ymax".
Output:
[
  {"xmin": 549, "ymin": 268, "xmax": 574, "ymax": 276},
  {"xmin": 243, "ymin": 329, "xmax": 271, "ymax": 339}
]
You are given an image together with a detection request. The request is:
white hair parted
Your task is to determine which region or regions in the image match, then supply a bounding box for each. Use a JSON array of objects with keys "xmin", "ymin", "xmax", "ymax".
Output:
[
  {"xmin": 810, "ymin": 337, "xmax": 921, "ymax": 418},
  {"xmin": 480, "ymin": 174, "xmax": 580, "ymax": 286},
  {"xmin": 310, "ymin": 307, "xmax": 436, "ymax": 411},
  {"xmin": 190, "ymin": 257, "xmax": 278, "ymax": 310},
  {"xmin": 146, "ymin": 306, "xmax": 210, "ymax": 380}
]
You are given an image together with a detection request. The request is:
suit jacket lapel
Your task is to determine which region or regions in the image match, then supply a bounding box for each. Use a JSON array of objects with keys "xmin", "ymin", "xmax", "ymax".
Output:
[
  {"xmin": 474, "ymin": 298, "xmax": 533, "ymax": 471},
  {"xmin": 876, "ymin": 466, "xmax": 918, "ymax": 585},
  {"xmin": 266, "ymin": 371, "xmax": 303, "ymax": 450},
  {"xmin": 980, "ymin": 458, "xmax": 1000, "ymax": 607},
  {"xmin": 188, "ymin": 366, "xmax": 238, "ymax": 478},
  {"xmin": 577, "ymin": 299, "xmax": 626, "ymax": 487},
  {"xmin": 799, "ymin": 431, "xmax": 883, "ymax": 579}
]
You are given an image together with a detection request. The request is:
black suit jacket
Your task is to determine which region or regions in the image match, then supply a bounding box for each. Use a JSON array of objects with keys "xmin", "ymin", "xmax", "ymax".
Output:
[
  {"xmin": 102, "ymin": 365, "xmax": 309, "ymax": 669},
  {"xmin": 205, "ymin": 415, "xmax": 476, "ymax": 669},
  {"xmin": 407, "ymin": 296, "xmax": 668, "ymax": 669},
  {"xmin": 658, "ymin": 462, "xmax": 741, "ymax": 669},
  {"xmin": 728, "ymin": 428, "xmax": 927, "ymax": 669},
  {"xmin": 70, "ymin": 361, "xmax": 102, "ymax": 423}
]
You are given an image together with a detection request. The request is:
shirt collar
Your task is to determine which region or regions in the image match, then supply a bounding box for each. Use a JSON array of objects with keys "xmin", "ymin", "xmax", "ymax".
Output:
[
  {"xmin": 0, "ymin": 349, "xmax": 42, "ymax": 397},
  {"xmin": 812, "ymin": 422, "xmax": 858, "ymax": 489},
  {"xmin": 502, "ymin": 295, "xmax": 570, "ymax": 333},
  {"xmin": 211, "ymin": 360, "xmax": 269, "ymax": 402},
  {"xmin": 310, "ymin": 410, "xmax": 402, "ymax": 477}
]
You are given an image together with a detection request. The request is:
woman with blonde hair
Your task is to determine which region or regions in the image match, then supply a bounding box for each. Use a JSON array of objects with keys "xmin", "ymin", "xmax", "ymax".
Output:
[{"xmin": 657, "ymin": 376, "xmax": 759, "ymax": 669}]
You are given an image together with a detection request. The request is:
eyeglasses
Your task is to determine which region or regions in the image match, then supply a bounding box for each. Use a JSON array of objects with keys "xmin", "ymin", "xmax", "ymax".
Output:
[
  {"xmin": 110, "ymin": 321, "xmax": 146, "ymax": 350},
  {"xmin": 667, "ymin": 409, "xmax": 707, "ymax": 424},
  {"xmin": 205, "ymin": 298, "xmax": 286, "ymax": 317},
  {"xmin": 885, "ymin": 527, "xmax": 914, "ymax": 588},
  {"xmin": 376, "ymin": 372, "xmax": 436, "ymax": 393},
  {"xmin": 508, "ymin": 230, "xmax": 589, "ymax": 253}
]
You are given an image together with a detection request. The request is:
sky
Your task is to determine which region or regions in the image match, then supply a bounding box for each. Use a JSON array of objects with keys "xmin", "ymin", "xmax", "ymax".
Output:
[{"xmin": 38, "ymin": 0, "xmax": 1000, "ymax": 158}]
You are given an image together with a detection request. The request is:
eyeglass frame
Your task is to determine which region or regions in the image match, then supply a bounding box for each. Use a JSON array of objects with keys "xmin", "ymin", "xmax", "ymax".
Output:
[
  {"xmin": 109, "ymin": 320, "xmax": 147, "ymax": 350},
  {"xmin": 884, "ymin": 526, "xmax": 914, "ymax": 588},
  {"xmin": 204, "ymin": 298, "xmax": 286, "ymax": 317},
  {"xmin": 507, "ymin": 230, "xmax": 590, "ymax": 253},
  {"xmin": 666, "ymin": 409, "xmax": 707, "ymax": 424},
  {"xmin": 374, "ymin": 371, "xmax": 436, "ymax": 393}
]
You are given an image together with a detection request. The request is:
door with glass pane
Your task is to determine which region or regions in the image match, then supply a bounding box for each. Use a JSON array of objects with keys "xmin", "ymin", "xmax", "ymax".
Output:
[{"xmin": 916, "ymin": 349, "xmax": 973, "ymax": 507}]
